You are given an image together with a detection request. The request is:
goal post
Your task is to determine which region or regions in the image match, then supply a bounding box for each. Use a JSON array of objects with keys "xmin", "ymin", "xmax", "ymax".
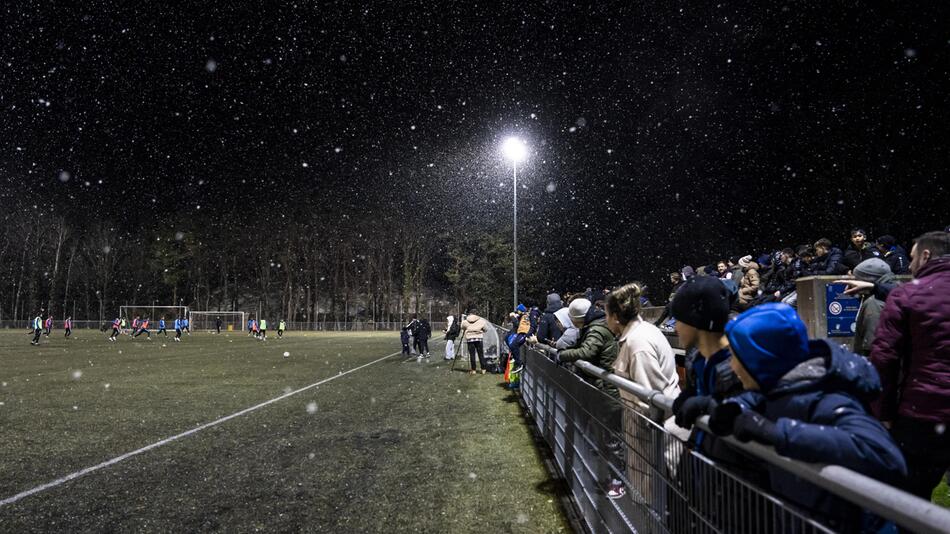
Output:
[
  {"xmin": 189, "ymin": 311, "xmax": 247, "ymax": 333},
  {"xmin": 118, "ymin": 305, "xmax": 189, "ymax": 324}
]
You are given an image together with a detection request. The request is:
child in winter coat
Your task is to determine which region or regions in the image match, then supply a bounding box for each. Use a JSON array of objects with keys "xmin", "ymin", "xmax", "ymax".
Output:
[
  {"xmin": 706, "ymin": 304, "xmax": 907, "ymax": 533},
  {"xmin": 400, "ymin": 327, "xmax": 411, "ymax": 356}
]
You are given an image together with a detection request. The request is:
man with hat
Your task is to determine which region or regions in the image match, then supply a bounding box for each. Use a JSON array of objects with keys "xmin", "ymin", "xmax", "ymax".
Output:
[{"xmin": 851, "ymin": 258, "xmax": 895, "ymax": 356}]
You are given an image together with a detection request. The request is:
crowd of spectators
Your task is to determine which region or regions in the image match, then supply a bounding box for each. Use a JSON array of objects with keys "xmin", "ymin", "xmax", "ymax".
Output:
[{"xmin": 503, "ymin": 227, "xmax": 948, "ymax": 531}]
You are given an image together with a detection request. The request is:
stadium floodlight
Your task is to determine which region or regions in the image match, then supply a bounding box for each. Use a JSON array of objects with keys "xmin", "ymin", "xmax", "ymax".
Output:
[
  {"xmin": 189, "ymin": 311, "xmax": 247, "ymax": 333},
  {"xmin": 501, "ymin": 136, "xmax": 528, "ymax": 163},
  {"xmin": 500, "ymin": 136, "xmax": 528, "ymax": 310}
]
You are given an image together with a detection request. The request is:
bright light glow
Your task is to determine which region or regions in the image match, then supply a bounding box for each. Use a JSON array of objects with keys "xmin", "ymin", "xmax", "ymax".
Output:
[{"xmin": 501, "ymin": 137, "xmax": 528, "ymax": 163}]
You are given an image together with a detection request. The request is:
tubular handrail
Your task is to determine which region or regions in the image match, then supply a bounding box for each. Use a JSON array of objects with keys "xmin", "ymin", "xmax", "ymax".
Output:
[{"xmin": 570, "ymin": 358, "xmax": 950, "ymax": 534}]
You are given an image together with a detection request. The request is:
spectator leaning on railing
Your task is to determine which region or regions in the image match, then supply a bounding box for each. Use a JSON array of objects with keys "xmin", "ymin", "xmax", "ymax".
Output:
[
  {"xmin": 843, "ymin": 228, "xmax": 883, "ymax": 271},
  {"xmin": 534, "ymin": 292, "xmax": 566, "ymax": 348},
  {"xmin": 706, "ymin": 303, "xmax": 906, "ymax": 533},
  {"xmin": 850, "ymin": 258, "xmax": 894, "ymax": 357},
  {"xmin": 870, "ymin": 230, "xmax": 950, "ymax": 502},
  {"xmin": 811, "ymin": 238, "xmax": 849, "ymax": 276},
  {"xmin": 874, "ymin": 235, "xmax": 910, "ymax": 275}
]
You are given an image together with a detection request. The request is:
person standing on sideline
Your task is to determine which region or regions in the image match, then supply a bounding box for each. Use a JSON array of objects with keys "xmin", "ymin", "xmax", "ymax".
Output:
[
  {"xmin": 850, "ymin": 258, "xmax": 894, "ymax": 357},
  {"xmin": 259, "ymin": 318, "xmax": 268, "ymax": 340},
  {"xmin": 400, "ymin": 327, "xmax": 411, "ymax": 356},
  {"xmin": 64, "ymin": 316, "xmax": 72, "ymax": 338},
  {"xmin": 109, "ymin": 317, "xmax": 121, "ymax": 342},
  {"xmin": 417, "ymin": 318, "xmax": 431, "ymax": 359},
  {"xmin": 157, "ymin": 317, "xmax": 168, "ymax": 337},
  {"xmin": 870, "ymin": 230, "xmax": 950, "ymax": 501},
  {"xmin": 44, "ymin": 314, "xmax": 53, "ymax": 336},
  {"xmin": 31, "ymin": 312, "xmax": 43, "ymax": 345},
  {"xmin": 535, "ymin": 293, "xmax": 567, "ymax": 348},
  {"xmin": 605, "ymin": 283, "xmax": 680, "ymax": 503},
  {"xmin": 174, "ymin": 316, "xmax": 183, "ymax": 342},
  {"xmin": 215, "ymin": 316, "xmax": 222, "ymax": 334},
  {"xmin": 460, "ymin": 309, "xmax": 489, "ymax": 375},
  {"xmin": 444, "ymin": 315, "xmax": 460, "ymax": 361},
  {"xmin": 278, "ymin": 319, "xmax": 286, "ymax": 338}
]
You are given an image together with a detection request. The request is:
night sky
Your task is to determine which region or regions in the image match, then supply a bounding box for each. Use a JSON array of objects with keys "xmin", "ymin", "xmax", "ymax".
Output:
[{"xmin": 2, "ymin": 2, "xmax": 949, "ymax": 291}]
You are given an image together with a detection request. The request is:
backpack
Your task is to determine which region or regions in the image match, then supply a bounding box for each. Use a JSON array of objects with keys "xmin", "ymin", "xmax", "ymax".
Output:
[{"xmin": 447, "ymin": 320, "xmax": 460, "ymax": 337}]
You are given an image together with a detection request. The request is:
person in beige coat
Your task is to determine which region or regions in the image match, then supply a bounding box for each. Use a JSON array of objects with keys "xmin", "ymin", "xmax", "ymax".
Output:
[
  {"xmin": 605, "ymin": 283, "xmax": 682, "ymax": 506},
  {"xmin": 460, "ymin": 310, "xmax": 489, "ymax": 374},
  {"xmin": 737, "ymin": 255, "xmax": 761, "ymax": 309}
]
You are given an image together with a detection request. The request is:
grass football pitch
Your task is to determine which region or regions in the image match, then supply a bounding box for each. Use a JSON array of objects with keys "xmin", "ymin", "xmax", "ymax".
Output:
[{"xmin": 0, "ymin": 329, "xmax": 571, "ymax": 532}]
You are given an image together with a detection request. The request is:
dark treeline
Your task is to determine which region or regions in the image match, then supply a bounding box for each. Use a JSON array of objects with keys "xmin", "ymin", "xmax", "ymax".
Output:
[{"xmin": 0, "ymin": 196, "xmax": 551, "ymax": 325}]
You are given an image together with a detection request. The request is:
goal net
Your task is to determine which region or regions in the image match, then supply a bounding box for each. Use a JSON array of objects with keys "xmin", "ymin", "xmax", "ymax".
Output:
[
  {"xmin": 189, "ymin": 311, "xmax": 247, "ymax": 333},
  {"xmin": 118, "ymin": 305, "xmax": 188, "ymax": 324}
]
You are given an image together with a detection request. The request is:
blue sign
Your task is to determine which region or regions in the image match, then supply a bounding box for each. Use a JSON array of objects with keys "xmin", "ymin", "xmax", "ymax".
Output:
[{"xmin": 826, "ymin": 283, "xmax": 860, "ymax": 337}]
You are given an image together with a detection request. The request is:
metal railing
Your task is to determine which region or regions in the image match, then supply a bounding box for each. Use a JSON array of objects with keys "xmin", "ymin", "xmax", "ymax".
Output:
[{"xmin": 518, "ymin": 342, "xmax": 950, "ymax": 533}]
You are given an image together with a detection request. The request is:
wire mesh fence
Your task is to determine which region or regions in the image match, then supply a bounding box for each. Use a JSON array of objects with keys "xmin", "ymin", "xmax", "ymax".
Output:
[{"xmin": 0, "ymin": 320, "xmax": 448, "ymax": 332}]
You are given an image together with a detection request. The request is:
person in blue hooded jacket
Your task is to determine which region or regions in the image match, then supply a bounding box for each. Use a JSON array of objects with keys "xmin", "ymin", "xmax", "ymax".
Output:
[{"xmin": 705, "ymin": 303, "xmax": 907, "ymax": 533}]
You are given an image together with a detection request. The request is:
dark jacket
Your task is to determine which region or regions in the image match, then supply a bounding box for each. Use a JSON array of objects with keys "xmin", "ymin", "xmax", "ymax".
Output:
[
  {"xmin": 400, "ymin": 329, "xmax": 410, "ymax": 345},
  {"xmin": 445, "ymin": 319, "xmax": 461, "ymax": 341},
  {"xmin": 843, "ymin": 243, "xmax": 882, "ymax": 271},
  {"xmin": 557, "ymin": 307, "xmax": 619, "ymax": 398},
  {"xmin": 870, "ymin": 255, "xmax": 950, "ymax": 423},
  {"xmin": 536, "ymin": 293, "xmax": 566, "ymax": 346},
  {"xmin": 728, "ymin": 340, "xmax": 907, "ymax": 532},
  {"xmin": 882, "ymin": 245, "xmax": 910, "ymax": 275},
  {"xmin": 811, "ymin": 247, "xmax": 848, "ymax": 275},
  {"xmin": 418, "ymin": 319, "xmax": 431, "ymax": 340}
]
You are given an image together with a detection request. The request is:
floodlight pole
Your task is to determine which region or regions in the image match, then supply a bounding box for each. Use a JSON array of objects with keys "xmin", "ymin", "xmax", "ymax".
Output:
[{"xmin": 512, "ymin": 161, "xmax": 518, "ymax": 311}]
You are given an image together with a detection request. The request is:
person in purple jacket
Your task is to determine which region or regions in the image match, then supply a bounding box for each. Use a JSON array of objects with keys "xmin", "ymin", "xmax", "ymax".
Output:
[{"xmin": 870, "ymin": 230, "xmax": 950, "ymax": 501}]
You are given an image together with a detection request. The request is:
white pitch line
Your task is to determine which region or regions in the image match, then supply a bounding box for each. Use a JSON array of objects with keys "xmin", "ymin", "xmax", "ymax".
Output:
[{"xmin": 0, "ymin": 350, "xmax": 401, "ymax": 507}]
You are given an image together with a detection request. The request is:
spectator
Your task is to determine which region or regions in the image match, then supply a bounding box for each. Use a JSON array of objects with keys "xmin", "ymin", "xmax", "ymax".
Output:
[
  {"xmin": 555, "ymin": 296, "xmax": 586, "ymax": 350},
  {"xmin": 417, "ymin": 318, "xmax": 432, "ymax": 359},
  {"xmin": 851, "ymin": 258, "xmax": 894, "ymax": 357},
  {"xmin": 460, "ymin": 309, "xmax": 490, "ymax": 375},
  {"xmin": 605, "ymin": 282, "xmax": 680, "ymax": 505},
  {"xmin": 811, "ymin": 238, "xmax": 848, "ymax": 275},
  {"xmin": 843, "ymin": 228, "xmax": 882, "ymax": 271},
  {"xmin": 709, "ymin": 303, "xmax": 906, "ymax": 532},
  {"xmin": 736, "ymin": 255, "xmax": 760, "ymax": 309},
  {"xmin": 509, "ymin": 301, "xmax": 540, "ymax": 373},
  {"xmin": 669, "ymin": 278, "xmax": 744, "ymax": 456},
  {"xmin": 716, "ymin": 260, "xmax": 731, "ymax": 280},
  {"xmin": 444, "ymin": 314, "xmax": 460, "ymax": 361},
  {"xmin": 875, "ymin": 235, "xmax": 911, "ymax": 275},
  {"xmin": 870, "ymin": 230, "xmax": 950, "ymax": 501},
  {"xmin": 535, "ymin": 292, "xmax": 566, "ymax": 347},
  {"xmin": 728, "ymin": 256, "xmax": 744, "ymax": 286},
  {"xmin": 653, "ymin": 270, "xmax": 688, "ymax": 328},
  {"xmin": 557, "ymin": 296, "xmax": 622, "ymax": 499}
]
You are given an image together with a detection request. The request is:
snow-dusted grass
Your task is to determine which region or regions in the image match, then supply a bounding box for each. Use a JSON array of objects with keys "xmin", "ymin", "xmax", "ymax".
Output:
[{"xmin": 0, "ymin": 330, "xmax": 569, "ymax": 532}]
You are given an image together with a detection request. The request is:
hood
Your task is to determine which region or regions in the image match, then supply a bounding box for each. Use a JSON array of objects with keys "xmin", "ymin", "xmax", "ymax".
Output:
[
  {"xmin": 743, "ymin": 262, "xmax": 760, "ymax": 272},
  {"xmin": 446, "ymin": 316, "xmax": 454, "ymax": 327},
  {"xmin": 464, "ymin": 313, "xmax": 482, "ymax": 323},
  {"xmin": 771, "ymin": 339, "xmax": 882, "ymax": 404},
  {"xmin": 583, "ymin": 305, "xmax": 606, "ymax": 327},
  {"xmin": 725, "ymin": 303, "xmax": 810, "ymax": 392},
  {"xmin": 545, "ymin": 293, "xmax": 563, "ymax": 313}
]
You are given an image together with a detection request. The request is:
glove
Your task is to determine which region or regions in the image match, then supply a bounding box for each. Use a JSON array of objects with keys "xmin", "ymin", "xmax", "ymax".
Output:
[
  {"xmin": 707, "ymin": 402, "xmax": 743, "ymax": 436},
  {"xmin": 732, "ymin": 411, "xmax": 780, "ymax": 445},
  {"xmin": 674, "ymin": 395, "xmax": 717, "ymax": 430},
  {"xmin": 671, "ymin": 391, "xmax": 690, "ymax": 415}
]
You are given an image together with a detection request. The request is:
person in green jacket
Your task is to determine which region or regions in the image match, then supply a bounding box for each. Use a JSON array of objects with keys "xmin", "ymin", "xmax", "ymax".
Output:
[
  {"xmin": 259, "ymin": 319, "xmax": 268, "ymax": 340},
  {"xmin": 556, "ymin": 296, "xmax": 626, "ymax": 500},
  {"xmin": 277, "ymin": 320, "xmax": 286, "ymax": 339},
  {"xmin": 557, "ymin": 298, "xmax": 620, "ymax": 398}
]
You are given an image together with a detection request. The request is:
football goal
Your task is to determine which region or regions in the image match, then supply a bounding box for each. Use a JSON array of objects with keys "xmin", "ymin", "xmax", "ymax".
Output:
[
  {"xmin": 119, "ymin": 305, "xmax": 188, "ymax": 323},
  {"xmin": 189, "ymin": 311, "xmax": 247, "ymax": 333}
]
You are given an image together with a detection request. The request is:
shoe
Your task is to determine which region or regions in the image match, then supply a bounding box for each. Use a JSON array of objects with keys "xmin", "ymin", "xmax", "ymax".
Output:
[
  {"xmin": 480, "ymin": 369, "xmax": 486, "ymax": 375},
  {"xmin": 607, "ymin": 480, "xmax": 626, "ymax": 500},
  {"xmin": 512, "ymin": 364, "xmax": 524, "ymax": 375},
  {"xmin": 468, "ymin": 370, "xmax": 476, "ymax": 375}
]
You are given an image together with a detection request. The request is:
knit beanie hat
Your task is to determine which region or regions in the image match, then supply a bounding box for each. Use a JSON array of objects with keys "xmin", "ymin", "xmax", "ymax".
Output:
[
  {"xmin": 724, "ymin": 303, "xmax": 810, "ymax": 392},
  {"xmin": 738, "ymin": 255, "xmax": 753, "ymax": 269},
  {"xmin": 853, "ymin": 258, "xmax": 891, "ymax": 282},
  {"xmin": 516, "ymin": 304, "xmax": 527, "ymax": 313},
  {"xmin": 568, "ymin": 298, "xmax": 591, "ymax": 321},
  {"xmin": 670, "ymin": 277, "xmax": 731, "ymax": 332}
]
